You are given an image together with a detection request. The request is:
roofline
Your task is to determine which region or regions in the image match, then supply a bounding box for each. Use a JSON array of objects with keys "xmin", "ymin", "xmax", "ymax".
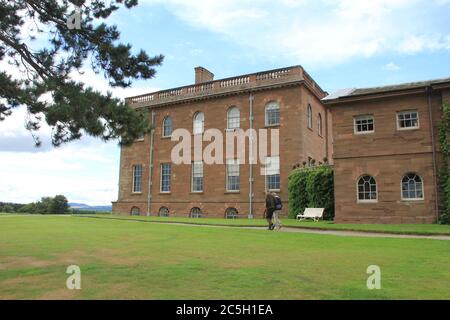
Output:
[
  {"xmin": 126, "ymin": 65, "xmax": 326, "ymax": 101},
  {"xmin": 132, "ymin": 80, "xmax": 307, "ymax": 110},
  {"xmin": 323, "ymin": 79, "xmax": 450, "ymax": 105}
]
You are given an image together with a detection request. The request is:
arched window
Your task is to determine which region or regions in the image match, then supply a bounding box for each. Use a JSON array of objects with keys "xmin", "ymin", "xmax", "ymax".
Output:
[
  {"xmin": 193, "ymin": 112, "xmax": 204, "ymax": 135},
  {"xmin": 159, "ymin": 206, "xmax": 169, "ymax": 217},
  {"xmin": 227, "ymin": 107, "xmax": 240, "ymax": 129},
  {"xmin": 130, "ymin": 207, "xmax": 140, "ymax": 216},
  {"xmin": 401, "ymin": 173, "xmax": 424, "ymax": 200},
  {"xmin": 225, "ymin": 207, "xmax": 238, "ymax": 219},
  {"xmin": 162, "ymin": 116, "xmax": 172, "ymax": 137},
  {"xmin": 357, "ymin": 175, "xmax": 377, "ymax": 202},
  {"xmin": 265, "ymin": 102, "xmax": 280, "ymax": 126},
  {"xmin": 307, "ymin": 104, "xmax": 312, "ymax": 129},
  {"xmin": 318, "ymin": 113, "xmax": 322, "ymax": 136},
  {"xmin": 190, "ymin": 207, "xmax": 202, "ymax": 218}
]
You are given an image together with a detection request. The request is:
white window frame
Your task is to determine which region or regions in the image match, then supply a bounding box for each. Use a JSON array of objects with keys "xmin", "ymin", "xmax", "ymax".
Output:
[
  {"xmin": 396, "ymin": 110, "xmax": 420, "ymax": 131},
  {"xmin": 162, "ymin": 116, "xmax": 173, "ymax": 138},
  {"xmin": 226, "ymin": 159, "xmax": 240, "ymax": 192},
  {"xmin": 191, "ymin": 161, "xmax": 204, "ymax": 192},
  {"xmin": 193, "ymin": 112, "xmax": 204, "ymax": 135},
  {"xmin": 265, "ymin": 102, "xmax": 280, "ymax": 126},
  {"xmin": 160, "ymin": 163, "xmax": 171, "ymax": 193},
  {"xmin": 354, "ymin": 115, "xmax": 375, "ymax": 134},
  {"xmin": 265, "ymin": 156, "xmax": 280, "ymax": 191},
  {"xmin": 356, "ymin": 175, "xmax": 378, "ymax": 203},
  {"xmin": 132, "ymin": 164, "xmax": 143, "ymax": 193},
  {"xmin": 227, "ymin": 107, "xmax": 240, "ymax": 130},
  {"xmin": 401, "ymin": 173, "xmax": 425, "ymax": 201}
]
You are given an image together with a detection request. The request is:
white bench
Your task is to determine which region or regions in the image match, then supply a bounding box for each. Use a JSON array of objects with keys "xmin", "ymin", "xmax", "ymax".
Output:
[{"xmin": 296, "ymin": 208, "xmax": 324, "ymax": 222}]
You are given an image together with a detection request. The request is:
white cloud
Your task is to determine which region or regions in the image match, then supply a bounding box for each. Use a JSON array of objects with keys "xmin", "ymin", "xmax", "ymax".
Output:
[
  {"xmin": 384, "ymin": 62, "xmax": 401, "ymax": 71},
  {"xmin": 0, "ymin": 141, "xmax": 119, "ymax": 205},
  {"xmin": 143, "ymin": 0, "xmax": 450, "ymax": 67}
]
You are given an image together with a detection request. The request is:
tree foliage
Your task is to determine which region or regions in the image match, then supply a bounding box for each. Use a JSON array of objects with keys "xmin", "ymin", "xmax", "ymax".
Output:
[
  {"xmin": 1, "ymin": 195, "xmax": 70, "ymax": 214},
  {"xmin": 0, "ymin": 0, "xmax": 163, "ymax": 146},
  {"xmin": 288, "ymin": 165, "xmax": 334, "ymax": 220},
  {"xmin": 438, "ymin": 102, "xmax": 450, "ymax": 224}
]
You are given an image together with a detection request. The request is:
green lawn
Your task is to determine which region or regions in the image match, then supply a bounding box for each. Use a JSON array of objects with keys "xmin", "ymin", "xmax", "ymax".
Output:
[
  {"xmin": 77, "ymin": 214, "xmax": 450, "ymax": 236},
  {"xmin": 0, "ymin": 215, "xmax": 449, "ymax": 299}
]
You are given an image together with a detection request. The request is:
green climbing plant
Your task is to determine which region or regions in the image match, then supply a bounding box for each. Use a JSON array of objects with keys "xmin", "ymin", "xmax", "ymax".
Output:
[{"xmin": 438, "ymin": 102, "xmax": 450, "ymax": 224}]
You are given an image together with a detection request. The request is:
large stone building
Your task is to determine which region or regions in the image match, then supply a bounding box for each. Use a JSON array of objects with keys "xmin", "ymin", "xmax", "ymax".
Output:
[
  {"xmin": 324, "ymin": 79, "xmax": 450, "ymax": 223},
  {"xmin": 112, "ymin": 66, "xmax": 332, "ymax": 218}
]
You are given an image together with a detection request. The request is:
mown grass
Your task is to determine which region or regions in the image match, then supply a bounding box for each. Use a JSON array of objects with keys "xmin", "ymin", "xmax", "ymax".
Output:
[
  {"xmin": 0, "ymin": 215, "xmax": 449, "ymax": 299},
  {"xmin": 76, "ymin": 214, "xmax": 450, "ymax": 236}
]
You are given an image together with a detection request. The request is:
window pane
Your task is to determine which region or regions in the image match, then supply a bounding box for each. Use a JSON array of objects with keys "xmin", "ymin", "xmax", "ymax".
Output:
[
  {"xmin": 227, "ymin": 108, "xmax": 240, "ymax": 129},
  {"xmin": 163, "ymin": 117, "xmax": 172, "ymax": 137},
  {"xmin": 357, "ymin": 175, "xmax": 377, "ymax": 201},
  {"xmin": 401, "ymin": 173, "xmax": 423, "ymax": 199},
  {"xmin": 193, "ymin": 112, "xmax": 204, "ymax": 134},
  {"xmin": 133, "ymin": 165, "xmax": 143, "ymax": 193},
  {"xmin": 398, "ymin": 111, "xmax": 419, "ymax": 129},
  {"xmin": 161, "ymin": 163, "xmax": 171, "ymax": 192},
  {"xmin": 265, "ymin": 103, "xmax": 280, "ymax": 125},
  {"xmin": 192, "ymin": 162, "xmax": 203, "ymax": 191},
  {"xmin": 355, "ymin": 116, "xmax": 374, "ymax": 133}
]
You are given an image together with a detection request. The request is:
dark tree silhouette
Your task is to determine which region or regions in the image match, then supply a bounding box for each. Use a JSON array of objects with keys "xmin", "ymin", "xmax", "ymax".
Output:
[{"xmin": 0, "ymin": 0, "xmax": 163, "ymax": 146}]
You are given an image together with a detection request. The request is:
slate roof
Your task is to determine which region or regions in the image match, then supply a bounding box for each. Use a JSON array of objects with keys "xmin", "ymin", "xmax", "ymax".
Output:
[{"xmin": 323, "ymin": 77, "xmax": 450, "ymax": 102}]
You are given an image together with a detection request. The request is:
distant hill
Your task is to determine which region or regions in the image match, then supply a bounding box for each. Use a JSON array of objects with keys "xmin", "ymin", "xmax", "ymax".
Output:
[{"xmin": 69, "ymin": 203, "xmax": 112, "ymax": 212}]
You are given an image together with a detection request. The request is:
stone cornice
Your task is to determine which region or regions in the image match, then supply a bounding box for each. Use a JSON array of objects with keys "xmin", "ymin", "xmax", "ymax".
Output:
[{"xmin": 126, "ymin": 66, "xmax": 327, "ymax": 110}]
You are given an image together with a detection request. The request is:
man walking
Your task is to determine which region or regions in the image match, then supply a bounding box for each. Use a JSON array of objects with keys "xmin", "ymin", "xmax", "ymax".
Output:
[{"xmin": 265, "ymin": 191, "xmax": 276, "ymax": 230}]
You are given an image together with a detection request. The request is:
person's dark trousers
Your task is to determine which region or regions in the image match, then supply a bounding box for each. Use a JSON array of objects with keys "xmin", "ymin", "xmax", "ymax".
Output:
[{"xmin": 266, "ymin": 209, "xmax": 275, "ymax": 230}]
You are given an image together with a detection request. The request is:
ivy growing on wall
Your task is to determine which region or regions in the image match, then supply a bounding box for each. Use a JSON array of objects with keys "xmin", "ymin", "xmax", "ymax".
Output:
[
  {"xmin": 288, "ymin": 165, "xmax": 334, "ymax": 220},
  {"xmin": 438, "ymin": 102, "xmax": 450, "ymax": 224}
]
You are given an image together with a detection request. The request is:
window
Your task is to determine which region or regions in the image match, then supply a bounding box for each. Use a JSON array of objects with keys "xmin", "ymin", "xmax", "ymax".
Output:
[
  {"xmin": 357, "ymin": 175, "xmax": 377, "ymax": 202},
  {"xmin": 136, "ymin": 133, "xmax": 144, "ymax": 141},
  {"xmin": 130, "ymin": 207, "xmax": 140, "ymax": 216},
  {"xmin": 265, "ymin": 102, "xmax": 280, "ymax": 126},
  {"xmin": 227, "ymin": 107, "xmax": 240, "ymax": 130},
  {"xmin": 193, "ymin": 112, "xmax": 204, "ymax": 135},
  {"xmin": 354, "ymin": 115, "xmax": 374, "ymax": 134},
  {"xmin": 159, "ymin": 206, "xmax": 169, "ymax": 217},
  {"xmin": 265, "ymin": 156, "xmax": 280, "ymax": 191},
  {"xmin": 192, "ymin": 161, "xmax": 203, "ymax": 192},
  {"xmin": 225, "ymin": 207, "xmax": 238, "ymax": 219},
  {"xmin": 160, "ymin": 163, "xmax": 171, "ymax": 193},
  {"xmin": 226, "ymin": 159, "xmax": 240, "ymax": 191},
  {"xmin": 190, "ymin": 207, "xmax": 202, "ymax": 218},
  {"xmin": 307, "ymin": 104, "xmax": 312, "ymax": 129},
  {"xmin": 318, "ymin": 113, "xmax": 322, "ymax": 136},
  {"xmin": 397, "ymin": 111, "xmax": 419, "ymax": 130},
  {"xmin": 401, "ymin": 173, "xmax": 424, "ymax": 200},
  {"xmin": 132, "ymin": 165, "xmax": 143, "ymax": 193},
  {"xmin": 162, "ymin": 116, "xmax": 173, "ymax": 137}
]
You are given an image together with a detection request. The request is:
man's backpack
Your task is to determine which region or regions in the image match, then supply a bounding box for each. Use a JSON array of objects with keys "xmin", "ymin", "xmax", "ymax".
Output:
[{"xmin": 274, "ymin": 196, "xmax": 283, "ymax": 210}]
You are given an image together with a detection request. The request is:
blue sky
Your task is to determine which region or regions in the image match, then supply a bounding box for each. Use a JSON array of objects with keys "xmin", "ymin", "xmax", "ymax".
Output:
[{"xmin": 1, "ymin": 0, "xmax": 450, "ymax": 205}]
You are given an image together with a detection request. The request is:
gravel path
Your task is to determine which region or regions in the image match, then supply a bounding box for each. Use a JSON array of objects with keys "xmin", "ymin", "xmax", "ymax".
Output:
[{"xmin": 76, "ymin": 216, "xmax": 450, "ymax": 241}]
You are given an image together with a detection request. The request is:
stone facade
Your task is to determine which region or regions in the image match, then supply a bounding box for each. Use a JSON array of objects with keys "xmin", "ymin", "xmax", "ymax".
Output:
[
  {"xmin": 324, "ymin": 81, "xmax": 450, "ymax": 223},
  {"xmin": 112, "ymin": 66, "xmax": 331, "ymax": 218}
]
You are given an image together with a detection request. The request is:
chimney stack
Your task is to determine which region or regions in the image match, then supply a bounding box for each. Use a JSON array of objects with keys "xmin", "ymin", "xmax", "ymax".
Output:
[{"xmin": 195, "ymin": 67, "xmax": 214, "ymax": 84}]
